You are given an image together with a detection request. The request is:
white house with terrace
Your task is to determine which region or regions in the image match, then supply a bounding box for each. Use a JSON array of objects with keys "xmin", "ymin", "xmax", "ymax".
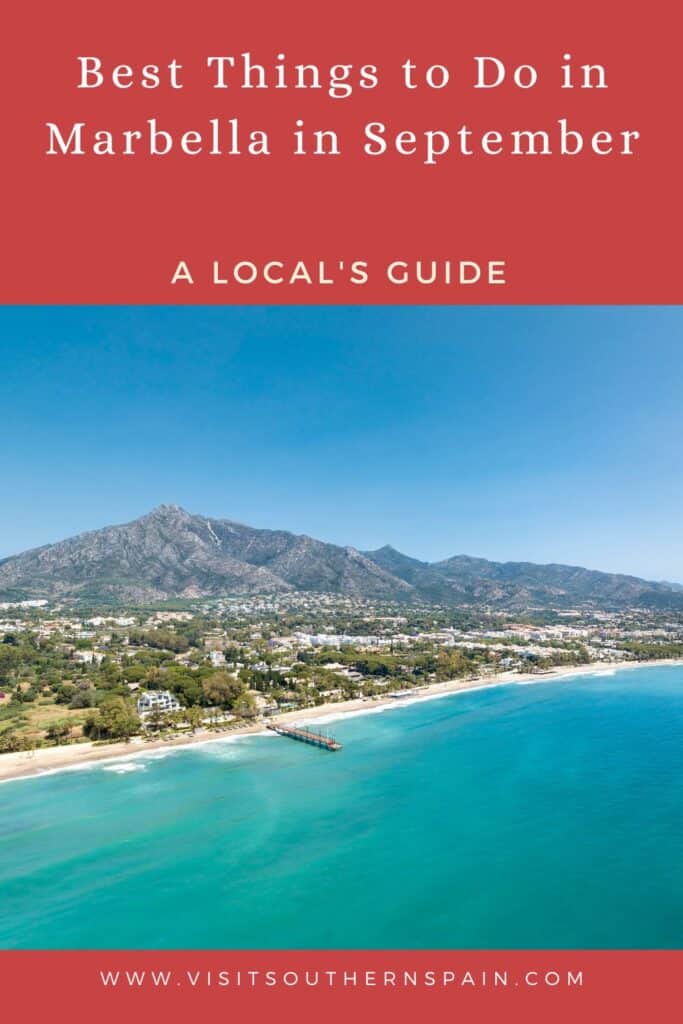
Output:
[{"xmin": 137, "ymin": 690, "xmax": 183, "ymax": 717}]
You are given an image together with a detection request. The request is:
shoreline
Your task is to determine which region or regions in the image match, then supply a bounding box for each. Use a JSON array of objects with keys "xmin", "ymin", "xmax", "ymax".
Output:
[{"xmin": 1, "ymin": 657, "xmax": 682, "ymax": 784}]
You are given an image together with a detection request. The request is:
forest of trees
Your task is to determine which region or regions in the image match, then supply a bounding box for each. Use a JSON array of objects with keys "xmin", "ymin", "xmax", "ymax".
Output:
[{"xmin": 0, "ymin": 629, "xmax": 260, "ymax": 751}]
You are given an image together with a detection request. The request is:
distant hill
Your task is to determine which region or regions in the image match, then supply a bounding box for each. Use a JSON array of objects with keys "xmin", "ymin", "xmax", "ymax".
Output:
[
  {"xmin": 367, "ymin": 547, "xmax": 682, "ymax": 611},
  {"xmin": 0, "ymin": 504, "xmax": 681, "ymax": 611}
]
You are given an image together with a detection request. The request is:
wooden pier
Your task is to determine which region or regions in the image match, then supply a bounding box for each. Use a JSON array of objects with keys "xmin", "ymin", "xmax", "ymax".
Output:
[{"xmin": 266, "ymin": 722, "xmax": 342, "ymax": 751}]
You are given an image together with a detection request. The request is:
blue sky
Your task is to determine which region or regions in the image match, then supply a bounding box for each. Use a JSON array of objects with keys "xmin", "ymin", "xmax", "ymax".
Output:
[{"xmin": 1, "ymin": 305, "xmax": 681, "ymax": 581}]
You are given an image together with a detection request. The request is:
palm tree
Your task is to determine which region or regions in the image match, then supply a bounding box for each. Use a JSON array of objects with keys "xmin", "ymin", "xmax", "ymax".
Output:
[
  {"xmin": 169, "ymin": 709, "xmax": 186, "ymax": 731},
  {"xmin": 146, "ymin": 708, "xmax": 165, "ymax": 732},
  {"xmin": 186, "ymin": 706, "xmax": 205, "ymax": 733}
]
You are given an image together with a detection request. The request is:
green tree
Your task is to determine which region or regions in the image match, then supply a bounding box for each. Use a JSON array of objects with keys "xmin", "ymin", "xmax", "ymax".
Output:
[
  {"xmin": 232, "ymin": 692, "xmax": 258, "ymax": 719},
  {"xmin": 46, "ymin": 720, "xmax": 72, "ymax": 745},
  {"xmin": 84, "ymin": 697, "xmax": 139, "ymax": 741},
  {"xmin": 144, "ymin": 707, "xmax": 167, "ymax": 731},
  {"xmin": 202, "ymin": 671, "xmax": 246, "ymax": 709},
  {"xmin": 186, "ymin": 706, "xmax": 205, "ymax": 733},
  {"xmin": 0, "ymin": 728, "xmax": 20, "ymax": 753}
]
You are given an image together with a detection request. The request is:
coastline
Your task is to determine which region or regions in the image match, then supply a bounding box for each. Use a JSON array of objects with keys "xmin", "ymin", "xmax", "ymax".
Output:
[{"xmin": 1, "ymin": 658, "xmax": 681, "ymax": 785}]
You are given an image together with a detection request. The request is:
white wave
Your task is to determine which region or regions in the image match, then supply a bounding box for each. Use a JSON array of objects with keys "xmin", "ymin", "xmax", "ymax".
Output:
[
  {"xmin": 0, "ymin": 756, "xmax": 112, "ymax": 786},
  {"xmin": 166, "ymin": 732, "xmax": 285, "ymax": 765},
  {"xmin": 193, "ymin": 744, "xmax": 252, "ymax": 763},
  {"xmin": 101, "ymin": 761, "xmax": 146, "ymax": 774}
]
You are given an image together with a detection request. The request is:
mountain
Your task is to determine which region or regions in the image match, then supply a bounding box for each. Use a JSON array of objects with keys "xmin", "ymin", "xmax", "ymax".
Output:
[
  {"xmin": 0, "ymin": 505, "xmax": 681, "ymax": 611},
  {"xmin": 660, "ymin": 580, "xmax": 683, "ymax": 592},
  {"xmin": 363, "ymin": 545, "xmax": 463, "ymax": 604},
  {"xmin": 0, "ymin": 505, "xmax": 410, "ymax": 604},
  {"xmin": 367, "ymin": 549, "xmax": 682, "ymax": 611}
]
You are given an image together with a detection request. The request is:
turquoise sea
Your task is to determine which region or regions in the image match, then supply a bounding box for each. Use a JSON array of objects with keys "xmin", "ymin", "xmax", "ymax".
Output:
[{"xmin": 1, "ymin": 664, "xmax": 682, "ymax": 949}]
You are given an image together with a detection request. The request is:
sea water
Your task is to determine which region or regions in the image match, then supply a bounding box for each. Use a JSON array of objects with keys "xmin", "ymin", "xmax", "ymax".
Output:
[{"xmin": 1, "ymin": 664, "xmax": 682, "ymax": 949}]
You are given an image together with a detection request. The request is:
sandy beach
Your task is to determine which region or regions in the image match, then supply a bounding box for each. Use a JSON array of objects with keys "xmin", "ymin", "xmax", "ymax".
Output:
[{"xmin": 1, "ymin": 658, "xmax": 681, "ymax": 784}]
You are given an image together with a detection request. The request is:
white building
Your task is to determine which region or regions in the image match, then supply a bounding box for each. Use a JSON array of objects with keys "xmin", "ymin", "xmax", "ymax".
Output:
[
  {"xmin": 137, "ymin": 690, "xmax": 182, "ymax": 716},
  {"xmin": 0, "ymin": 599, "xmax": 48, "ymax": 610},
  {"xmin": 74, "ymin": 650, "xmax": 105, "ymax": 665}
]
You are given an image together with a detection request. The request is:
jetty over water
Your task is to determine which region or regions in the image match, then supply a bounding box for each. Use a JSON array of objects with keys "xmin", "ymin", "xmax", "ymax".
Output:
[{"xmin": 266, "ymin": 722, "xmax": 342, "ymax": 751}]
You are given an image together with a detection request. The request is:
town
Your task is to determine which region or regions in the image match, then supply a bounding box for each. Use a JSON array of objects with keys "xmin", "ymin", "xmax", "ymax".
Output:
[{"xmin": 1, "ymin": 593, "xmax": 682, "ymax": 754}]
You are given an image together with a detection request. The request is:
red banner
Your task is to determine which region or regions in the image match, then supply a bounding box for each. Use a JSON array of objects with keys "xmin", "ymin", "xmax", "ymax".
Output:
[
  {"xmin": 1, "ymin": 0, "xmax": 681, "ymax": 303},
  {"xmin": 1, "ymin": 951, "xmax": 681, "ymax": 1022}
]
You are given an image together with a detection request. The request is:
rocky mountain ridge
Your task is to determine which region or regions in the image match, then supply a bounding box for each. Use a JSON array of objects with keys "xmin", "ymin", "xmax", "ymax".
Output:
[{"xmin": 0, "ymin": 504, "xmax": 680, "ymax": 611}]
